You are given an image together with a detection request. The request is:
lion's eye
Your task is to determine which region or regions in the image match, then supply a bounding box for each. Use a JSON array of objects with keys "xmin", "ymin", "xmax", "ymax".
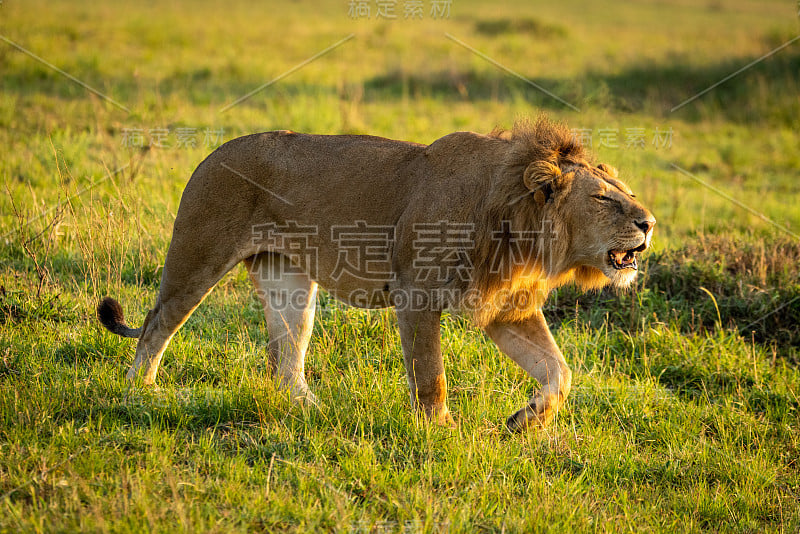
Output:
[{"xmin": 592, "ymin": 194, "xmax": 612, "ymax": 202}]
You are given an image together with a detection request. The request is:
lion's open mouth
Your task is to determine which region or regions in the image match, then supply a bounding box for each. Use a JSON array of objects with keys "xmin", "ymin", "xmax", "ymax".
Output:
[{"xmin": 608, "ymin": 243, "xmax": 647, "ymax": 271}]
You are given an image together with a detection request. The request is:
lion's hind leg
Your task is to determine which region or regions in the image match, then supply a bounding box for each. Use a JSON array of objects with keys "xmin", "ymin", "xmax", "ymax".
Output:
[
  {"xmin": 126, "ymin": 230, "xmax": 247, "ymax": 385},
  {"xmin": 245, "ymin": 253, "xmax": 318, "ymax": 405},
  {"xmin": 127, "ymin": 270, "xmax": 230, "ymax": 385}
]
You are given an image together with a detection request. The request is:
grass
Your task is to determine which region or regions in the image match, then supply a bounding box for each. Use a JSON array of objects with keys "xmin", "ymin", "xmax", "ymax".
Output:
[{"xmin": 1, "ymin": 0, "xmax": 799, "ymax": 531}]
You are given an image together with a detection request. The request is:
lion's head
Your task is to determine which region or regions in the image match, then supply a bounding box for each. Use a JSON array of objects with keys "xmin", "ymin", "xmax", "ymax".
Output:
[
  {"xmin": 467, "ymin": 118, "xmax": 655, "ymax": 326},
  {"xmin": 527, "ymin": 159, "xmax": 656, "ymax": 289}
]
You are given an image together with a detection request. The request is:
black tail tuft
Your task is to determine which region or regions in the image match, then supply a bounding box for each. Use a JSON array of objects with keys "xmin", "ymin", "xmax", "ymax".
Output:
[{"xmin": 97, "ymin": 296, "xmax": 142, "ymax": 338}]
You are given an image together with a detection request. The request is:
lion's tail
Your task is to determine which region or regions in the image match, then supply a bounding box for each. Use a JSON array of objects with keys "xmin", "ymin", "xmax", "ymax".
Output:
[{"xmin": 97, "ymin": 296, "xmax": 142, "ymax": 338}]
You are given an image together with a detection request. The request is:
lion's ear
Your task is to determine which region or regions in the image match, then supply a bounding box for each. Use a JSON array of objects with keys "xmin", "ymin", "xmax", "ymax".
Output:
[
  {"xmin": 523, "ymin": 161, "xmax": 561, "ymax": 205},
  {"xmin": 597, "ymin": 163, "xmax": 618, "ymax": 177}
]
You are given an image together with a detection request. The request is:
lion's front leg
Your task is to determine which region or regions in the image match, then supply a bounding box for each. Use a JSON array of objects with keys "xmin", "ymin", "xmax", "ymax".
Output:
[
  {"xmin": 484, "ymin": 310, "xmax": 572, "ymax": 432},
  {"xmin": 395, "ymin": 308, "xmax": 453, "ymax": 426}
]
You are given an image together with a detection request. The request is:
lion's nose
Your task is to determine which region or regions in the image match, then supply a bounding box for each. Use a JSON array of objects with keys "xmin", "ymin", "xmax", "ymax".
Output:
[{"xmin": 635, "ymin": 217, "xmax": 655, "ymax": 234}]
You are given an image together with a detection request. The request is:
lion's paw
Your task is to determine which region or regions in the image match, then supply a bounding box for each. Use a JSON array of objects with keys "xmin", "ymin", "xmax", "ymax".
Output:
[{"xmin": 505, "ymin": 397, "xmax": 553, "ymax": 433}]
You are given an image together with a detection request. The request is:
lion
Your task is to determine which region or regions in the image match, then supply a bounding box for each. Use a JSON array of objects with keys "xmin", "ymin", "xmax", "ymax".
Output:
[{"xmin": 98, "ymin": 116, "xmax": 655, "ymax": 432}]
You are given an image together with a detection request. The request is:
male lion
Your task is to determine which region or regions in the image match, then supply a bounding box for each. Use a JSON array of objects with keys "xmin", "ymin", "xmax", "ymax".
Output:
[{"xmin": 98, "ymin": 117, "xmax": 654, "ymax": 431}]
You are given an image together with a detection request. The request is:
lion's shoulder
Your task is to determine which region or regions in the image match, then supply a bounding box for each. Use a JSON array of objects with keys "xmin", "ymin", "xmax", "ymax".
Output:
[{"xmin": 424, "ymin": 131, "xmax": 508, "ymax": 162}]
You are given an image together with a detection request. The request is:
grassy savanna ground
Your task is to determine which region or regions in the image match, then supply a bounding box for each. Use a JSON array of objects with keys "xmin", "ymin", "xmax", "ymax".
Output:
[{"xmin": 1, "ymin": 0, "xmax": 799, "ymax": 531}]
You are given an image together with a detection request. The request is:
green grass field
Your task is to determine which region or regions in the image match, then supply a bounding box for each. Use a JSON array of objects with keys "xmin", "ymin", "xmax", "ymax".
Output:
[{"xmin": 2, "ymin": 0, "xmax": 799, "ymax": 531}]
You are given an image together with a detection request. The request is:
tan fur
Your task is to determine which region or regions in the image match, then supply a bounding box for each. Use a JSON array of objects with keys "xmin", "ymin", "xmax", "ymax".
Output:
[{"xmin": 98, "ymin": 117, "xmax": 655, "ymax": 431}]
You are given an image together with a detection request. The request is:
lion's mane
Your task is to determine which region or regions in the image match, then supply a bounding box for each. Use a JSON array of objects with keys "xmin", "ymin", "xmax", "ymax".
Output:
[{"xmin": 466, "ymin": 117, "xmax": 609, "ymax": 327}]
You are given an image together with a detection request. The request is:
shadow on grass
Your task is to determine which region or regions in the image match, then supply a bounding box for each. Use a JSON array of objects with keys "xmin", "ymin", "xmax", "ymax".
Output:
[
  {"xmin": 472, "ymin": 17, "xmax": 568, "ymax": 38},
  {"xmin": 360, "ymin": 44, "xmax": 799, "ymax": 124},
  {"xmin": 2, "ymin": 31, "xmax": 797, "ymax": 124},
  {"xmin": 593, "ymin": 44, "xmax": 800, "ymax": 123}
]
